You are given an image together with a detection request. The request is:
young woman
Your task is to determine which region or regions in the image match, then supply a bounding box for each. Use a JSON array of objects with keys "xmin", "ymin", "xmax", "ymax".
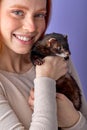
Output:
[{"xmin": 0, "ymin": 0, "xmax": 87, "ymax": 130}]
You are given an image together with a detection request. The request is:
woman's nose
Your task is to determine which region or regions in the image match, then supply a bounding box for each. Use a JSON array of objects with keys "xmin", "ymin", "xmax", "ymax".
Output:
[{"xmin": 23, "ymin": 17, "xmax": 36, "ymax": 33}]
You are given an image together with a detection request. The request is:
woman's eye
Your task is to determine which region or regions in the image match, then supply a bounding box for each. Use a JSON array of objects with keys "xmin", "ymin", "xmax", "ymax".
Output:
[
  {"xmin": 35, "ymin": 13, "xmax": 46, "ymax": 19},
  {"xmin": 12, "ymin": 10, "xmax": 24, "ymax": 16}
]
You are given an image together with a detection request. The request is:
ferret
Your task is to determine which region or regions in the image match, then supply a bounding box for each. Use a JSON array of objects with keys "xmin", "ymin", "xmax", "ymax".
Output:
[{"xmin": 30, "ymin": 32, "xmax": 82, "ymax": 111}]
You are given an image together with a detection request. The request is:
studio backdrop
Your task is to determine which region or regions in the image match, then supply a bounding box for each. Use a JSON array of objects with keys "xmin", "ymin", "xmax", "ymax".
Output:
[{"xmin": 46, "ymin": 0, "xmax": 87, "ymax": 99}]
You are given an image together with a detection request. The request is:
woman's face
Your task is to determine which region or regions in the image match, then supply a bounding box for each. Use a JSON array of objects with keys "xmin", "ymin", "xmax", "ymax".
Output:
[{"xmin": 0, "ymin": 0, "xmax": 46, "ymax": 54}]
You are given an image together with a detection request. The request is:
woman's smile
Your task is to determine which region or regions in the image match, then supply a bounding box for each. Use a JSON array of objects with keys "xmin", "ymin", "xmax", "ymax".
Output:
[{"xmin": 13, "ymin": 33, "xmax": 35, "ymax": 45}]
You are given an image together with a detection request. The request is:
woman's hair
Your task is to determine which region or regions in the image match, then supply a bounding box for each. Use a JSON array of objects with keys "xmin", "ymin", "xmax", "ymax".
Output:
[
  {"xmin": 46, "ymin": 0, "xmax": 52, "ymax": 29},
  {"xmin": 40, "ymin": 0, "xmax": 52, "ymax": 39},
  {"xmin": 0, "ymin": 34, "xmax": 2, "ymax": 52}
]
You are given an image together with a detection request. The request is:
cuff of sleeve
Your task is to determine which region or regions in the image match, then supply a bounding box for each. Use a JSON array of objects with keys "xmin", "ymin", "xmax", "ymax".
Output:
[{"xmin": 63, "ymin": 111, "xmax": 87, "ymax": 130}]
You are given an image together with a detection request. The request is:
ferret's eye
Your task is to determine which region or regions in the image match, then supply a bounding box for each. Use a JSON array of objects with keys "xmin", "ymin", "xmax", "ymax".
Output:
[{"xmin": 58, "ymin": 46, "xmax": 61, "ymax": 51}]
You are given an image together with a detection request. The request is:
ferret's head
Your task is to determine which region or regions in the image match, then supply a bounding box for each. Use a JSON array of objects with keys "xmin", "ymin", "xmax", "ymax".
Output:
[{"xmin": 41, "ymin": 33, "xmax": 71, "ymax": 58}]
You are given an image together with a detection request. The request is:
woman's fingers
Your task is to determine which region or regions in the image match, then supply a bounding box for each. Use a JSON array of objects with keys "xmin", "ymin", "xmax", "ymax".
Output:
[
  {"xmin": 28, "ymin": 88, "xmax": 34, "ymax": 111},
  {"xmin": 36, "ymin": 56, "xmax": 69, "ymax": 80}
]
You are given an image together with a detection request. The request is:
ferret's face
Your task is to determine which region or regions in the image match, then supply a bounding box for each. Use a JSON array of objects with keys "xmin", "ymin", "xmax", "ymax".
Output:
[{"xmin": 46, "ymin": 37, "xmax": 70, "ymax": 58}]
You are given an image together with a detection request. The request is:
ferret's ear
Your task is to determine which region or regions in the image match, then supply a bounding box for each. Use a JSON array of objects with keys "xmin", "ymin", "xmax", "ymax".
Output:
[
  {"xmin": 64, "ymin": 35, "xmax": 68, "ymax": 39},
  {"xmin": 46, "ymin": 41, "xmax": 51, "ymax": 47}
]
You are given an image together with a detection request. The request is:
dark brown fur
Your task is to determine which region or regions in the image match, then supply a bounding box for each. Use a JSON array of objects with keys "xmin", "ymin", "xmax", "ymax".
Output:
[
  {"xmin": 31, "ymin": 33, "xmax": 82, "ymax": 130},
  {"xmin": 31, "ymin": 33, "xmax": 81, "ymax": 129},
  {"xmin": 31, "ymin": 32, "xmax": 82, "ymax": 110}
]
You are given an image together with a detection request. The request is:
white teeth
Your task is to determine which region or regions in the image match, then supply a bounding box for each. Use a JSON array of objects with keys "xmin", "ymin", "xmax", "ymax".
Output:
[{"xmin": 16, "ymin": 35, "xmax": 30, "ymax": 41}]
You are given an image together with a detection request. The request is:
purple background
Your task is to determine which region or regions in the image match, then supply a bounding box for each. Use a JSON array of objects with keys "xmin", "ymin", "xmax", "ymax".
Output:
[{"xmin": 46, "ymin": 0, "xmax": 87, "ymax": 98}]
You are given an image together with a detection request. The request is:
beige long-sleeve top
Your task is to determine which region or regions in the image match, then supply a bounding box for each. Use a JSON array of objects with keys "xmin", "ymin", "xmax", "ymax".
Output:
[{"xmin": 0, "ymin": 59, "xmax": 87, "ymax": 130}]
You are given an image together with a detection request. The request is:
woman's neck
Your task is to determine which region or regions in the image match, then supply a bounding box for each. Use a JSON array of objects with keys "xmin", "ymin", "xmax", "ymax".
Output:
[{"xmin": 0, "ymin": 46, "xmax": 33, "ymax": 73}]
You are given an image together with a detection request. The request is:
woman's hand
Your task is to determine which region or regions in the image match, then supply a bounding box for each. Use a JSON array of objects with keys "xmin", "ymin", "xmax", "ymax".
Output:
[
  {"xmin": 36, "ymin": 56, "xmax": 68, "ymax": 80},
  {"xmin": 29, "ymin": 56, "xmax": 80, "ymax": 128},
  {"xmin": 28, "ymin": 89, "xmax": 80, "ymax": 128},
  {"xmin": 56, "ymin": 93, "xmax": 80, "ymax": 128},
  {"xmin": 29, "ymin": 56, "xmax": 68, "ymax": 110},
  {"xmin": 28, "ymin": 88, "xmax": 34, "ymax": 111}
]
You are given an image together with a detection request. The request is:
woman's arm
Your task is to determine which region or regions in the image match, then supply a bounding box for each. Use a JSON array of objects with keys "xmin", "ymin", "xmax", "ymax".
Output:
[
  {"xmin": 0, "ymin": 83, "xmax": 25, "ymax": 129},
  {"xmin": 29, "ymin": 77, "xmax": 58, "ymax": 130},
  {"xmin": 57, "ymin": 58, "xmax": 87, "ymax": 130},
  {"xmin": 0, "ymin": 78, "xmax": 58, "ymax": 130}
]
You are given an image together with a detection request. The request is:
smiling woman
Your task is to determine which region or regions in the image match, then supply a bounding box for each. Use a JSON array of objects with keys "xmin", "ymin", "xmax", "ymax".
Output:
[
  {"xmin": 0, "ymin": 0, "xmax": 87, "ymax": 130},
  {"xmin": 0, "ymin": 0, "xmax": 59, "ymax": 129}
]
